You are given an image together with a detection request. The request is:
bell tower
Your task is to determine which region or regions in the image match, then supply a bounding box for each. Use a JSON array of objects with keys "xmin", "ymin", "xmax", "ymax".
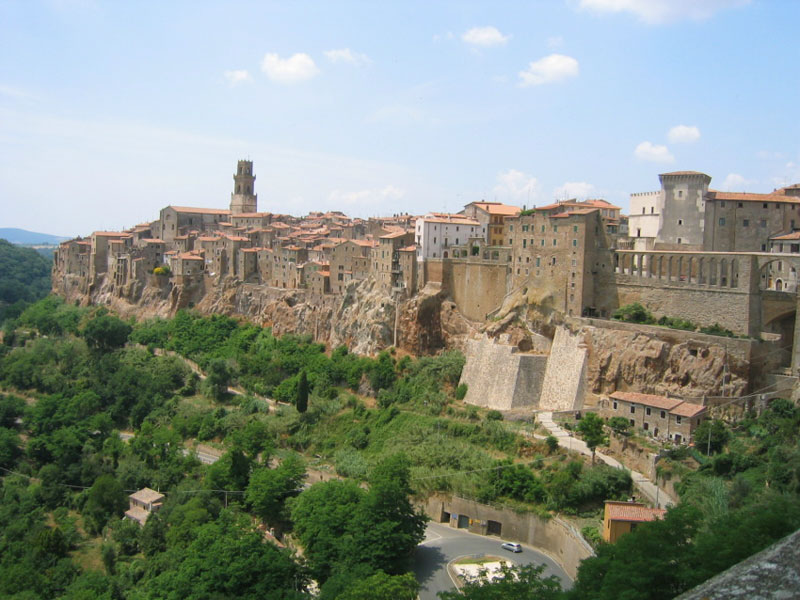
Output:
[{"xmin": 230, "ymin": 160, "xmax": 257, "ymax": 214}]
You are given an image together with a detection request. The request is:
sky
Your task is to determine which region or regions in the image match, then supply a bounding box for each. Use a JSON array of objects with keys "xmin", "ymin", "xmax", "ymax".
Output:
[{"xmin": 1, "ymin": 0, "xmax": 799, "ymax": 237}]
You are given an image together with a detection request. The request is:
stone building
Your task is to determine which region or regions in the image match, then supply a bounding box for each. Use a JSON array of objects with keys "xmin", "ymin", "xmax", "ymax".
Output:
[
  {"xmin": 125, "ymin": 487, "xmax": 165, "ymax": 526},
  {"xmin": 373, "ymin": 230, "xmax": 415, "ymax": 292},
  {"xmin": 230, "ymin": 160, "xmax": 257, "ymax": 215},
  {"xmin": 330, "ymin": 239, "xmax": 377, "ymax": 294},
  {"xmin": 158, "ymin": 206, "xmax": 230, "ymax": 243},
  {"xmin": 504, "ymin": 207, "xmax": 613, "ymax": 317},
  {"xmin": 606, "ymin": 391, "xmax": 707, "ymax": 444}
]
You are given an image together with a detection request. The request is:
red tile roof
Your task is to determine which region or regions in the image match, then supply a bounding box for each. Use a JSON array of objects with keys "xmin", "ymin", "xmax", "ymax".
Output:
[
  {"xmin": 606, "ymin": 502, "xmax": 666, "ymax": 523},
  {"xmin": 467, "ymin": 201, "xmax": 521, "ymax": 216},
  {"xmin": 707, "ymin": 191, "xmax": 800, "ymax": 204},
  {"xmin": 671, "ymin": 402, "xmax": 706, "ymax": 418},
  {"xmin": 771, "ymin": 231, "xmax": 800, "ymax": 241},
  {"xmin": 169, "ymin": 206, "xmax": 230, "ymax": 215}
]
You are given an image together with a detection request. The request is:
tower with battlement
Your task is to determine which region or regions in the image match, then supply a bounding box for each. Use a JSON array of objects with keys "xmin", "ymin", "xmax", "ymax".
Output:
[{"xmin": 230, "ymin": 160, "xmax": 257, "ymax": 215}]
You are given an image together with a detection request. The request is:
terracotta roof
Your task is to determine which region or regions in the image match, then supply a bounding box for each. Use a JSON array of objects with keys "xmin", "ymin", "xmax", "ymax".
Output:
[
  {"xmin": 241, "ymin": 248, "xmax": 257, "ymax": 253},
  {"xmin": 141, "ymin": 238, "xmax": 164, "ymax": 244},
  {"xmin": 380, "ymin": 230, "xmax": 410, "ymax": 239},
  {"xmin": 318, "ymin": 269, "xmax": 330, "ymax": 276},
  {"xmin": 467, "ymin": 201, "xmax": 521, "ymax": 216},
  {"xmin": 233, "ymin": 212, "xmax": 270, "ymax": 218},
  {"xmin": 398, "ymin": 245, "xmax": 417, "ymax": 252},
  {"xmin": 707, "ymin": 190, "xmax": 800, "ymax": 204},
  {"xmin": 226, "ymin": 235, "xmax": 250, "ymax": 242},
  {"xmin": 610, "ymin": 391, "xmax": 683, "ymax": 411},
  {"xmin": 129, "ymin": 487, "xmax": 165, "ymax": 504},
  {"xmin": 178, "ymin": 253, "xmax": 204, "ymax": 261},
  {"xmin": 284, "ymin": 245, "xmax": 303, "ymax": 251},
  {"xmin": 93, "ymin": 231, "xmax": 131, "ymax": 237},
  {"xmin": 168, "ymin": 206, "xmax": 230, "ymax": 215},
  {"xmin": 770, "ymin": 231, "xmax": 800, "ymax": 241},
  {"xmin": 197, "ymin": 236, "xmax": 221, "ymax": 242},
  {"xmin": 606, "ymin": 502, "xmax": 666, "ymax": 523},
  {"xmin": 352, "ymin": 239, "xmax": 378, "ymax": 247},
  {"xmin": 671, "ymin": 402, "xmax": 707, "ymax": 418}
]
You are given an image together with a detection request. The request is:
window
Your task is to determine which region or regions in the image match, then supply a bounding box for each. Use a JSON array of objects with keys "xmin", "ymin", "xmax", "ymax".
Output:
[
  {"xmin": 541, "ymin": 239, "xmax": 545, "ymax": 246},
  {"xmin": 572, "ymin": 259, "xmax": 577, "ymax": 266},
  {"xmin": 676, "ymin": 415, "xmax": 683, "ymax": 424},
  {"xmin": 651, "ymin": 206, "xmax": 654, "ymax": 214},
  {"xmin": 630, "ymin": 405, "xmax": 636, "ymax": 414},
  {"xmin": 678, "ymin": 190, "xmax": 683, "ymax": 198},
  {"xmin": 678, "ymin": 219, "xmax": 683, "ymax": 225},
  {"xmin": 761, "ymin": 219, "xmax": 767, "ymax": 228},
  {"xmin": 536, "ymin": 257, "xmax": 541, "ymax": 267},
  {"xmin": 541, "ymin": 225, "xmax": 546, "ymax": 233},
  {"xmin": 660, "ymin": 410, "xmax": 666, "ymax": 419},
  {"xmin": 719, "ymin": 218, "xmax": 726, "ymax": 226},
  {"xmin": 613, "ymin": 401, "xmax": 618, "ymax": 410},
  {"xmin": 646, "ymin": 407, "xmax": 651, "ymax": 416},
  {"xmin": 743, "ymin": 219, "xmax": 749, "ymax": 227},
  {"xmin": 509, "ymin": 225, "xmax": 514, "ymax": 232},
  {"xmin": 553, "ymin": 239, "xmax": 557, "ymax": 246},
  {"xmin": 553, "ymin": 226, "xmax": 558, "ymax": 233},
  {"xmin": 572, "ymin": 239, "xmax": 578, "ymax": 247},
  {"xmin": 573, "ymin": 225, "xmax": 578, "ymax": 232},
  {"xmin": 522, "ymin": 225, "xmax": 529, "ymax": 232},
  {"xmin": 644, "ymin": 422, "xmax": 649, "ymax": 431},
  {"xmin": 738, "ymin": 202, "xmax": 743, "ymax": 208},
  {"xmin": 763, "ymin": 203, "xmax": 768, "ymax": 209},
  {"xmin": 523, "ymin": 239, "xmax": 527, "ymax": 248},
  {"xmin": 642, "ymin": 207, "xmax": 646, "ymax": 214}
]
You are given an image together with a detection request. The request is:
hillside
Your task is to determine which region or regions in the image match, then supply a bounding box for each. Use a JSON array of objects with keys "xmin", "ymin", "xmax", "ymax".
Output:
[
  {"xmin": 0, "ymin": 228, "xmax": 69, "ymax": 245},
  {"xmin": 0, "ymin": 239, "xmax": 52, "ymax": 323}
]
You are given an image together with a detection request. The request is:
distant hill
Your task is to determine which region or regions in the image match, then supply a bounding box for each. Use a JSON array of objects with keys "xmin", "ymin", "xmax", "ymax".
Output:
[{"xmin": 0, "ymin": 228, "xmax": 70, "ymax": 245}]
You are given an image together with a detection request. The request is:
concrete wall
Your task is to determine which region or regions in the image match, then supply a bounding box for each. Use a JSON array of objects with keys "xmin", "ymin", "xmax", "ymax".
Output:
[
  {"xmin": 421, "ymin": 494, "xmax": 593, "ymax": 580},
  {"xmin": 460, "ymin": 336, "xmax": 547, "ymax": 410},
  {"xmin": 539, "ymin": 327, "xmax": 587, "ymax": 411}
]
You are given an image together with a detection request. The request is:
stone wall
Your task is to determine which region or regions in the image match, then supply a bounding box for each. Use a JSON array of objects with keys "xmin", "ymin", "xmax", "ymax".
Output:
[
  {"xmin": 539, "ymin": 327, "xmax": 587, "ymax": 411},
  {"xmin": 442, "ymin": 260, "xmax": 509, "ymax": 322},
  {"xmin": 420, "ymin": 494, "xmax": 593, "ymax": 580},
  {"xmin": 459, "ymin": 336, "xmax": 547, "ymax": 409}
]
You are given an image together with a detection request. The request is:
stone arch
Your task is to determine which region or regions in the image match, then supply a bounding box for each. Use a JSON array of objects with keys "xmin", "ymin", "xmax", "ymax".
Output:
[
  {"xmin": 720, "ymin": 258, "xmax": 729, "ymax": 287},
  {"xmin": 443, "ymin": 251, "xmax": 449, "ymax": 258}
]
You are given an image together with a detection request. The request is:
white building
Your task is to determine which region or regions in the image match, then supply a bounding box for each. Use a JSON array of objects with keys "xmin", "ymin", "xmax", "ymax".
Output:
[
  {"xmin": 628, "ymin": 190, "xmax": 663, "ymax": 251},
  {"xmin": 415, "ymin": 213, "xmax": 481, "ymax": 260}
]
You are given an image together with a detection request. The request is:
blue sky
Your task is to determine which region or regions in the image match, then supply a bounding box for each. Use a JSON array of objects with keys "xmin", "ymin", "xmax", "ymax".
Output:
[{"xmin": 1, "ymin": 0, "xmax": 798, "ymax": 237}]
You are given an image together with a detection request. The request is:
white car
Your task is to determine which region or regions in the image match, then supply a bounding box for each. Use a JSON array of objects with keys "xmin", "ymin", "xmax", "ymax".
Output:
[{"xmin": 501, "ymin": 542, "xmax": 522, "ymax": 553}]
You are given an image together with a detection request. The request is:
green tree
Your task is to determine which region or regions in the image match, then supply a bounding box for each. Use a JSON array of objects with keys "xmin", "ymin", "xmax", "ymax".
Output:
[
  {"xmin": 246, "ymin": 454, "xmax": 306, "ymax": 527},
  {"xmin": 607, "ymin": 416, "xmax": 631, "ymax": 436},
  {"xmin": 204, "ymin": 358, "xmax": 233, "ymax": 401},
  {"xmin": 82, "ymin": 314, "xmax": 132, "ymax": 351},
  {"xmin": 347, "ymin": 454, "xmax": 428, "ymax": 574},
  {"xmin": 296, "ymin": 369, "xmax": 309, "ymax": 413},
  {"xmin": 84, "ymin": 474, "xmax": 127, "ymax": 534},
  {"xmin": 694, "ymin": 419, "xmax": 731, "ymax": 455},
  {"xmin": 339, "ymin": 571, "xmax": 419, "ymax": 600},
  {"xmin": 577, "ymin": 412, "xmax": 608, "ymax": 464},
  {"xmin": 545, "ymin": 435, "xmax": 560, "ymax": 454},
  {"xmin": 438, "ymin": 563, "xmax": 563, "ymax": 600}
]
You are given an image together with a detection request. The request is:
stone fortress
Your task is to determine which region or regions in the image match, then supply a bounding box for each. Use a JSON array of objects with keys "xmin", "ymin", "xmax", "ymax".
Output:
[{"xmin": 53, "ymin": 161, "xmax": 800, "ymax": 430}]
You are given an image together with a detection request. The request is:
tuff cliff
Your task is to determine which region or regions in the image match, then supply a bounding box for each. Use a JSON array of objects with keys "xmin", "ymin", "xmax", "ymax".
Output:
[{"xmin": 54, "ymin": 272, "xmax": 477, "ymax": 356}]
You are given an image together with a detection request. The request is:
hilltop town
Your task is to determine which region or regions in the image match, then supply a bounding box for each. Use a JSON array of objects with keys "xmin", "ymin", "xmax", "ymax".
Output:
[{"xmin": 53, "ymin": 161, "xmax": 800, "ymax": 434}]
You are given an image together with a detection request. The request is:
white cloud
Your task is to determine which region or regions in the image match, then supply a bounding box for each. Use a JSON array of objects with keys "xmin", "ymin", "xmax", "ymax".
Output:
[
  {"xmin": 634, "ymin": 141, "xmax": 675, "ymax": 163},
  {"xmin": 493, "ymin": 169, "xmax": 539, "ymax": 202},
  {"xmin": 261, "ymin": 53, "xmax": 319, "ymax": 84},
  {"xmin": 722, "ymin": 173, "xmax": 756, "ymax": 190},
  {"xmin": 577, "ymin": 0, "xmax": 750, "ymax": 25},
  {"xmin": 667, "ymin": 124, "xmax": 700, "ymax": 144},
  {"xmin": 555, "ymin": 181, "xmax": 596, "ymax": 199},
  {"xmin": 324, "ymin": 48, "xmax": 372, "ymax": 66},
  {"xmin": 461, "ymin": 26, "xmax": 511, "ymax": 47},
  {"xmin": 519, "ymin": 54, "xmax": 579, "ymax": 87},
  {"xmin": 0, "ymin": 84, "xmax": 37, "ymax": 100},
  {"xmin": 223, "ymin": 70, "xmax": 252, "ymax": 86},
  {"xmin": 328, "ymin": 185, "xmax": 405, "ymax": 210}
]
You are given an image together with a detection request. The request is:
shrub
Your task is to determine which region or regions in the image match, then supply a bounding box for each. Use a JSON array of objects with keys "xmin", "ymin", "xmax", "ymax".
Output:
[
  {"xmin": 153, "ymin": 265, "xmax": 171, "ymax": 276},
  {"xmin": 699, "ymin": 323, "xmax": 736, "ymax": 337},
  {"xmin": 545, "ymin": 435, "xmax": 559, "ymax": 454},
  {"xmin": 454, "ymin": 383, "xmax": 468, "ymax": 400},
  {"xmin": 607, "ymin": 416, "xmax": 632, "ymax": 436},
  {"xmin": 612, "ymin": 303, "xmax": 655, "ymax": 324},
  {"xmin": 486, "ymin": 410, "xmax": 503, "ymax": 421}
]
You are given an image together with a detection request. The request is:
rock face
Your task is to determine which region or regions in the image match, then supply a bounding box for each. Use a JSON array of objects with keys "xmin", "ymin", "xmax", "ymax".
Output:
[{"xmin": 55, "ymin": 273, "xmax": 478, "ymax": 357}]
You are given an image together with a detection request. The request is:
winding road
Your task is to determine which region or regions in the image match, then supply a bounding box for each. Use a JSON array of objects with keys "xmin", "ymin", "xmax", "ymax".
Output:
[{"xmin": 413, "ymin": 522, "xmax": 571, "ymax": 600}]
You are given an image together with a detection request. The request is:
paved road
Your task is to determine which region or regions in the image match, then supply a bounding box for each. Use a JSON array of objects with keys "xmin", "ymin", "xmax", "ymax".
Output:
[
  {"xmin": 537, "ymin": 412, "xmax": 675, "ymax": 509},
  {"xmin": 413, "ymin": 522, "xmax": 571, "ymax": 600}
]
